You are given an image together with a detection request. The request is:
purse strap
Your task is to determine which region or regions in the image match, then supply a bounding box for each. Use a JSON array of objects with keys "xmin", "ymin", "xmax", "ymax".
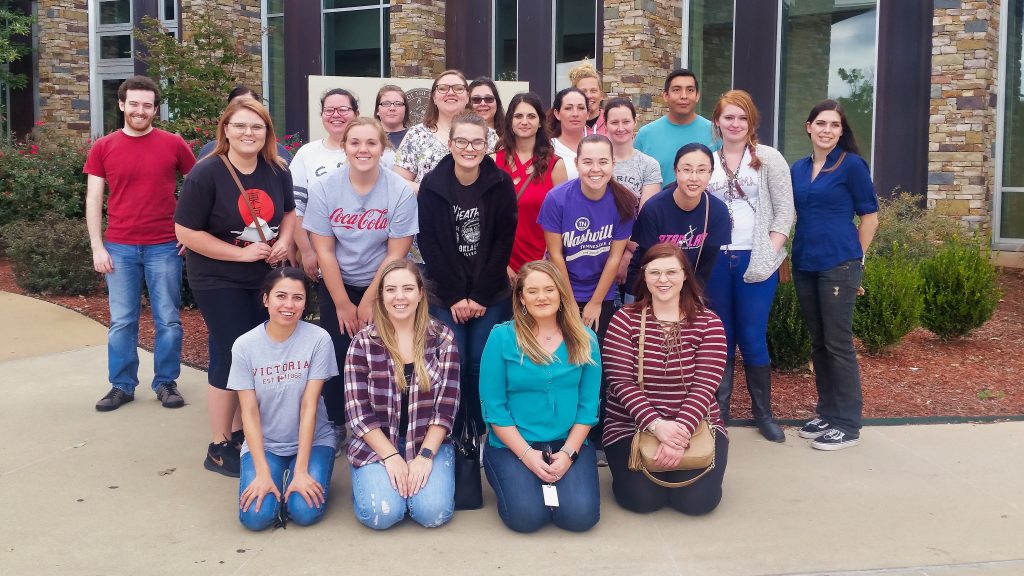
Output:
[
  {"xmin": 637, "ymin": 307, "xmax": 647, "ymax": 390},
  {"xmin": 220, "ymin": 155, "xmax": 268, "ymax": 243},
  {"xmin": 638, "ymin": 420, "xmax": 717, "ymax": 488},
  {"xmin": 693, "ymin": 191, "xmax": 710, "ymax": 270}
]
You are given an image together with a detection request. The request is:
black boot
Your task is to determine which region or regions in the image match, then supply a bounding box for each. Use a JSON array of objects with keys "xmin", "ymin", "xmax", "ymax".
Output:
[
  {"xmin": 746, "ymin": 364, "xmax": 785, "ymax": 442},
  {"xmin": 715, "ymin": 357, "xmax": 735, "ymax": 425}
]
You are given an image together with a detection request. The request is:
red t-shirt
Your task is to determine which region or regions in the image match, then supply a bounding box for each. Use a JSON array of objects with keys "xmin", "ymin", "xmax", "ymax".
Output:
[
  {"xmin": 83, "ymin": 129, "xmax": 196, "ymax": 245},
  {"xmin": 496, "ymin": 149, "xmax": 558, "ymax": 272}
]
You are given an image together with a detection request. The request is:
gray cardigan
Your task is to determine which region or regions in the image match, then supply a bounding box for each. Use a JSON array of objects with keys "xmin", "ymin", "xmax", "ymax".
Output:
[{"xmin": 742, "ymin": 144, "xmax": 795, "ymax": 283}]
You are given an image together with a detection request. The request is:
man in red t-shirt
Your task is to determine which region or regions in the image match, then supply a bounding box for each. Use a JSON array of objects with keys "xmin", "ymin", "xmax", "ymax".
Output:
[{"xmin": 84, "ymin": 75, "xmax": 196, "ymax": 412}]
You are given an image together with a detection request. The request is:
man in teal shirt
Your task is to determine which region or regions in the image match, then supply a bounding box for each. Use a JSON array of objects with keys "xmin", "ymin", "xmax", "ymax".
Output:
[{"xmin": 635, "ymin": 69, "xmax": 718, "ymax": 185}]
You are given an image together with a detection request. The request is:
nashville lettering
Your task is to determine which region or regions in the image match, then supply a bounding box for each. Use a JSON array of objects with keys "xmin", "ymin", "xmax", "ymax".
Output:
[
  {"xmin": 329, "ymin": 208, "xmax": 390, "ymax": 230},
  {"xmin": 562, "ymin": 224, "xmax": 614, "ymax": 248}
]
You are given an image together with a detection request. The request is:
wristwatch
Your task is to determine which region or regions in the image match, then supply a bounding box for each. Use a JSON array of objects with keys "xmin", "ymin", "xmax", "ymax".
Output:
[
  {"xmin": 648, "ymin": 418, "xmax": 664, "ymax": 433},
  {"xmin": 559, "ymin": 446, "xmax": 579, "ymax": 463},
  {"xmin": 418, "ymin": 447, "xmax": 435, "ymax": 460}
]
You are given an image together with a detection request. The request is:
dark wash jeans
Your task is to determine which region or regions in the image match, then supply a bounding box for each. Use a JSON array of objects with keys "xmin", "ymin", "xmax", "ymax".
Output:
[{"xmin": 792, "ymin": 259, "xmax": 864, "ymax": 436}]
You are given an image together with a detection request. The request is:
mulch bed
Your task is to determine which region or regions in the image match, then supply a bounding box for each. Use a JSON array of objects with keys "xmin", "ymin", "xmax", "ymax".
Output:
[{"xmin": 3, "ymin": 259, "xmax": 1021, "ymax": 421}]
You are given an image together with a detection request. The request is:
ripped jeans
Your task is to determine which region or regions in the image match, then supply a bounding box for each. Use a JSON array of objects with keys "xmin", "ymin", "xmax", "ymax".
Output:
[{"xmin": 350, "ymin": 441, "xmax": 455, "ymax": 530}]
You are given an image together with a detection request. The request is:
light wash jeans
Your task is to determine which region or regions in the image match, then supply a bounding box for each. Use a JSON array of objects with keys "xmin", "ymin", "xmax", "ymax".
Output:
[
  {"xmin": 238, "ymin": 446, "xmax": 336, "ymax": 531},
  {"xmin": 104, "ymin": 241, "xmax": 182, "ymax": 393},
  {"xmin": 350, "ymin": 442, "xmax": 455, "ymax": 530}
]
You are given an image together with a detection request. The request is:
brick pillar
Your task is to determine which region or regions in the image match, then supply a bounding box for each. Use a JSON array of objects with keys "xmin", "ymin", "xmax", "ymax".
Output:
[
  {"xmin": 179, "ymin": 0, "xmax": 264, "ymax": 90},
  {"xmin": 37, "ymin": 1, "xmax": 90, "ymax": 142},
  {"xmin": 928, "ymin": 0, "xmax": 1000, "ymax": 234},
  {"xmin": 602, "ymin": 0, "xmax": 681, "ymax": 125},
  {"xmin": 389, "ymin": 0, "xmax": 446, "ymax": 78}
]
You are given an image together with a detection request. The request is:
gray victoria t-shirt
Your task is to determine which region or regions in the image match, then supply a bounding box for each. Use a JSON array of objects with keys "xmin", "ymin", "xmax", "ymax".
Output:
[
  {"xmin": 227, "ymin": 321, "xmax": 339, "ymax": 457},
  {"xmin": 302, "ymin": 166, "xmax": 419, "ymax": 286},
  {"xmin": 614, "ymin": 149, "xmax": 663, "ymax": 201}
]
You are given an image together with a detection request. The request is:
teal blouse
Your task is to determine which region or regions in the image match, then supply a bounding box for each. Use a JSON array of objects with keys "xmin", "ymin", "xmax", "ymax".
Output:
[{"xmin": 479, "ymin": 321, "xmax": 602, "ymax": 448}]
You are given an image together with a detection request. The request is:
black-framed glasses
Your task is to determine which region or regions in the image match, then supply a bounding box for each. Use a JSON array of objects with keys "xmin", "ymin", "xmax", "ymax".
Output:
[
  {"xmin": 322, "ymin": 106, "xmax": 354, "ymax": 116},
  {"xmin": 435, "ymin": 84, "xmax": 467, "ymax": 95},
  {"xmin": 471, "ymin": 95, "xmax": 496, "ymax": 105},
  {"xmin": 378, "ymin": 101, "xmax": 406, "ymax": 108},
  {"xmin": 451, "ymin": 137, "xmax": 487, "ymax": 151}
]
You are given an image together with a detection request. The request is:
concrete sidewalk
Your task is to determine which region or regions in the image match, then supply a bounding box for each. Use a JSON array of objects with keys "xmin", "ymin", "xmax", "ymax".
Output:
[{"xmin": 1, "ymin": 291, "xmax": 1021, "ymax": 576}]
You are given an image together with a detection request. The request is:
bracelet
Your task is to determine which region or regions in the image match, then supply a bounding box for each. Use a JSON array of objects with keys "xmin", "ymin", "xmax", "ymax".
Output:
[
  {"xmin": 518, "ymin": 446, "xmax": 532, "ymax": 460},
  {"xmin": 382, "ymin": 452, "xmax": 400, "ymax": 462}
]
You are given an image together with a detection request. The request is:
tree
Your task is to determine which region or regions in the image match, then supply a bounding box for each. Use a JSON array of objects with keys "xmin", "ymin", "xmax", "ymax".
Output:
[{"xmin": 0, "ymin": 3, "xmax": 32, "ymax": 90}]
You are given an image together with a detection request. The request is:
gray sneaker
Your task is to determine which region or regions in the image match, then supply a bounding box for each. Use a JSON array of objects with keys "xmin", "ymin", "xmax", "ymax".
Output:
[
  {"xmin": 96, "ymin": 387, "xmax": 134, "ymax": 412},
  {"xmin": 155, "ymin": 382, "xmax": 185, "ymax": 408}
]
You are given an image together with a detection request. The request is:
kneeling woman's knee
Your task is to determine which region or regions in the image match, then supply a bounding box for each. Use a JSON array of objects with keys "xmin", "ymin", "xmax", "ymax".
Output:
[
  {"xmin": 409, "ymin": 500, "xmax": 454, "ymax": 528},
  {"xmin": 554, "ymin": 502, "xmax": 600, "ymax": 532},
  {"xmin": 353, "ymin": 492, "xmax": 406, "ymax": 530},
  {"xmin": 239, "ymin": 499, "xmax": 280, "ymax": 532},
  {"xmin": 286, "ymin": 493, "xmax": 328, "ymax": 526}
]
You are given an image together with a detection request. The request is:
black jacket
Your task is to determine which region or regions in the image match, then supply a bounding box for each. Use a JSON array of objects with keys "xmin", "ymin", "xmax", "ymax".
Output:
[{"xmin": 418, "ymin": 154, "xmax": 517, "ymax": 308}]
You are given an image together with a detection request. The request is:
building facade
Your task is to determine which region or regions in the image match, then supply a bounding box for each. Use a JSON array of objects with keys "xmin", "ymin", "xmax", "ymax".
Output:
[{"xmin": 7, "ymin": 0, "xmax": 1024, "ymax": 262}]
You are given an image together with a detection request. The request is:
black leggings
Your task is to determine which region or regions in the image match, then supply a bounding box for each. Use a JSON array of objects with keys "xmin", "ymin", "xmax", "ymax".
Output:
[
  {"xmin": 605, "ymin": 434, "xmax": 729, "ymax": 515},
  {"xmin": 192, "ymin": 287, "xmax": 267, "ymax": 389},
  {"xmin": 318, "ymin": 281, "xmax": 369, "ymax": 424}
]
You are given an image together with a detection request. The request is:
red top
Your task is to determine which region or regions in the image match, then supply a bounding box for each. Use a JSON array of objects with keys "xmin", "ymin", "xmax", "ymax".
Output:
[
  {"xmin": 496, "ymin": 149, "xmax": 558, "ymax": 272},
  {"xmin": 83, "ymin": 129, "xmax": 196, "ymax": 245}
]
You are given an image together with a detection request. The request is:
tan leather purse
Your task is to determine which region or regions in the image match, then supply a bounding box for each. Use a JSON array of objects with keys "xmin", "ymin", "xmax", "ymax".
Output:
[{"xmin": 627, "ymin": 307, "xmax": 717, "ymax": 488}]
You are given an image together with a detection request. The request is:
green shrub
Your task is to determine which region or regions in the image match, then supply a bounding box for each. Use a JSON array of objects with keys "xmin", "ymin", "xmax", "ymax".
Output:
[
  {"xmin": 853, "ymin": 245, "xmax": 923, "ymax": 354},
  {"xmin": 919, "ymin": 237, "xmax": 1001, "ymax": 340},
  {"xmin": 767, "ymin": 280, "xmax": 812, "ymax": 371},
  {"xmin": 1, "ymin": 214, "xmax": 99, "ymax": 295},
  {"xmin": 869, "ymin": 190, "xmax": 960, "ymax": 262},
  {"xmin": 0, "ymin": 133, "xmax": 89, "ymax": 229}
]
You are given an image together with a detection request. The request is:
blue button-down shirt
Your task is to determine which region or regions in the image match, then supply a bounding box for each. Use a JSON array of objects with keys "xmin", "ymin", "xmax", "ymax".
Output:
[{"xmin": 790, "ymin": 147, "xmax": 878, "ymax": 272}]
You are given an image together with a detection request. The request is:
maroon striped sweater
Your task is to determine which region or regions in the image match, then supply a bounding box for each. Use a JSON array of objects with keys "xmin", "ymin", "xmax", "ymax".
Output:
[{"xmin": 601, "ymin": 305, "xmax": 728, "ymax": 448}]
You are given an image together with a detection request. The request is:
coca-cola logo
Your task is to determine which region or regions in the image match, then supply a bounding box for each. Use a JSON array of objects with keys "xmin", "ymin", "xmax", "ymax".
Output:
[{"xmin": 329, "ymin": 207, "xmax": 390, "ymax": 230}]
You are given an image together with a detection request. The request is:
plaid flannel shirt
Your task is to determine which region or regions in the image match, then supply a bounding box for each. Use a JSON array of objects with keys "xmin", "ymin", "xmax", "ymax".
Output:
[{"xmin": 343, "ymin": 319, "xmax": 461, "ymax": 467}]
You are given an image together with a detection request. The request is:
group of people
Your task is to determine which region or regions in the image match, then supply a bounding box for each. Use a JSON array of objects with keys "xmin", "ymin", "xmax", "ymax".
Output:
[{"xmin": 83, "ymin": 62, "xmax": 878, "ymax": 533}]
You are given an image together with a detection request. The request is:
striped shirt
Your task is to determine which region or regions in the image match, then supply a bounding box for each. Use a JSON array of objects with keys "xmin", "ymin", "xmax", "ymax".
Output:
[
  {"xmin": 343, "ymin": 319, "xmax": 461, "ymax": 467},
  {"xmin": 601, "ymin": 305, "xmax": 728, "ymax": 448}
]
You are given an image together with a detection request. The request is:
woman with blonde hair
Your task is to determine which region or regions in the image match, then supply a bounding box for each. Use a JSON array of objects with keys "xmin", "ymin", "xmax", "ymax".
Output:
[
  {"xmin": 175, "ymin": 98, "xmax": 295, "ymax": 477},
  {"xmin": 705, "ymin": 89, "xmax": 794, "ymax": 441},
  {"xmin": 344, "ymin": 260, "xmax": 461, "ymax": 529},
  {"xmin": 480, "ymin": 260, "xmax": 602, "ymax": 533},
  {"xmin": 568, "ymin": 60, "xmax": 606, "ymax": 135}
]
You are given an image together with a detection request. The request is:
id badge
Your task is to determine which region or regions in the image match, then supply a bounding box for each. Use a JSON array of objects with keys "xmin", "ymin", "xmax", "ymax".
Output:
[{"xmin": 542, "ymin": 484, "xmax": 559, "ymax": 507}]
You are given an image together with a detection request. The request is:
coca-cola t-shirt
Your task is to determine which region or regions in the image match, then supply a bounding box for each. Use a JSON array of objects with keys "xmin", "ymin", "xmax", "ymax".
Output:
[
  {"xmin": 175, "ymin": 155, "xmax": 294, "ymax": 291},
  {"xmin": 537, "ymin": 179, "xmax": 634, "ymax": 302},
  {"xmin": 303, "ymin": 166, "xmax": 418, "ymax": 287}
]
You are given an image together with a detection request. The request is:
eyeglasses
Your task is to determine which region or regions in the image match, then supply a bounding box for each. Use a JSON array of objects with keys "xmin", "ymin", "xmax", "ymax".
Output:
[
  {"xmin": 378, "ymin": 101, "xmax": 406, "ymax": 108},
  {"xmin": 227, "ymin": 122, "xmax": 266, "ymax": 134},
  {"xmin": 322, "ymin": 106, "xmax": 354, "ymax": 116},
  {"xmin": 435, "ymin": 84, "xmax": 467, "ymax": 95},
  {"xmin": 643, "ymin": 268, "xmax": 683, "ymax": 280},
  {"xmin": 471, "ymin": 95, "xmax": 496, "ymax": 105},
  {"xmin": 451, "ymin": 137, "xmax": 488, "ymax": 151},
  {"xmin": 676, "ymin": 167, "xmax": 711, "ymax": 177}
]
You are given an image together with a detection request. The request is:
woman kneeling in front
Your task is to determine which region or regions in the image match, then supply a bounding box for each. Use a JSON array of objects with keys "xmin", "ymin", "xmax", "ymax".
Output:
[
  {"xmin": 480, "ymin": 260, "xmax": 602, "ymax": 533},
  {"xmin": 603, "ymin": 243, "xmax": 729, "ymax": 515},
  {"xmin": 231, "ymin": 268, "xmax": 338, "ymax": 530},
  {"xmin": 344, "ymin": 260, "xmax": 461, "ymax": 529}
]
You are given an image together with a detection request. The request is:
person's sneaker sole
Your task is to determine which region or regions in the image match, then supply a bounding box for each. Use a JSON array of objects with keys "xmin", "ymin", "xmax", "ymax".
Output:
[
  {"xmin": 811, "ymin": 437, "xmax": 860, "ymax": 451},
  {"xmin": 798, "ymin": 429, "xmax": 828, "ymax": 439},
  {"xmin": 204, "ymin": 457, "xmax": 240, "ymax": 478},
  {"xmin": 95, "ymin": 393, "xmax": 134, "ymax": 412}
]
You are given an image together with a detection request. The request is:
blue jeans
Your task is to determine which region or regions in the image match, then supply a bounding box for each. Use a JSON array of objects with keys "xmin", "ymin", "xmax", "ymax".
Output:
[
  {"xmin": 484, "ymin": 441, "xmax": 600, "ymax": 533},
  {"xmin": 238, "ymin": 446, "xmax": 336, "ymax": 531},
  {"xmin": 793, "ymin": 260, "xmax": 864, "ymax": 436},
  {"xmin": 350, "ymin": 442, "xmax": 456, "ymax": 530},
  {"xmin": 104, "ymin": 241, "xmax": 182, "ymax": 393},
  {"xmin": 431, "ymin": 297, "xmax": 511, "ymax": 432},
  {"xmin": 706, "ymin": 250, "xmax": 779, "ymax": 366}
]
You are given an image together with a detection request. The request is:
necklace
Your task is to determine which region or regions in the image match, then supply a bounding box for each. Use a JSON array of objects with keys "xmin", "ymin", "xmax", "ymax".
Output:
[{"xmin": 717, "ymin": 147, "xmax": 757, "ymax": 232}]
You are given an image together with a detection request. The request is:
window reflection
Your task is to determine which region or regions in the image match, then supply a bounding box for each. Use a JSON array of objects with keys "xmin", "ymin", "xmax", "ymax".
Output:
[
  {"xmin": 999, "ymin": 0, "xmax": 1024, "ymax": 239},
  {"xmin": 323, "ymin": 5, "xmax": 389, "ymax": 77},
  {"xmin": 554, "ymin": 0, "xmax": 596, "ymax": 91},
  {"xmin": 687, "ymin": 0, "xmax": 734, "ymax": 120},
  {"xmin": 494, "ymin": 0, "xmax": 517, "ymax": 80}
]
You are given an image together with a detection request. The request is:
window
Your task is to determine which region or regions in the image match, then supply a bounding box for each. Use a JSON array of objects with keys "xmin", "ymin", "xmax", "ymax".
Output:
[
  {"xmin": 553, "ymin": 0, "xmax": 597, "ymax": 91},
  {"xmin": 684, "ymin": 0, "xmax": 734, "ymax": 120},
  {"xmin": 265, "ymin": 0, "xmax": 286, "ymax": 132},
  {"xmin": 997, "ymin": 0, "xmax": 1024, "ymax": 242},
  {"xmin": 494, "ymin": 0, "xmax": 517, "ymax": 80},
  {"xmin": 777, "ymin": 0, "xmax": 877, "ymax": 165},
  {"xmin": 322, "ymin": 1, "xmax": 390, "ymax": 77}
]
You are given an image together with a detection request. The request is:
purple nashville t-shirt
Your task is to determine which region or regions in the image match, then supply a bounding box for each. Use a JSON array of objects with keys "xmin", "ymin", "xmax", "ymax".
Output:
[{"xmin": 537, "ymin": 179, "xmax": 634, "ymax": 302}]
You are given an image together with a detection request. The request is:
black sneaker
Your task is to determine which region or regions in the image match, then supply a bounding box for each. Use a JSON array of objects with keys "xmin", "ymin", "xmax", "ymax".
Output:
[
  {"xmin": 204, "ymin": 441, "xmax": 240, "ymax": 477},
  {"xmin": 231, "ymin": 429, "xmax": 245, "ymax": 452},
  {"xmin": 811, "ymin": 428, "xmax": 860, "ymax": 451},
  {"xmin": 798, "ymin": 417, "xmax": 831, "ymax": 439},
  {"xmin": 95, "ymin": 387, "xmax": 134, "ymax": 412},
  {"xmin": 155, "ymin": 382, "xmax": 185, "ymax": 408}
]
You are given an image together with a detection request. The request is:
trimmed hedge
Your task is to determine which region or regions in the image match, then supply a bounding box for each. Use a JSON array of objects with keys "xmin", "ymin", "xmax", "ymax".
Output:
[
  {"xmin": 919, "ymin": 237, "xmax": 1001, "ymax": 340},
  {"xmin": 2, "ymin": 214, "xmax": 99, "ymax": 295},
  {"xmin": 767, "ymin": 280, "xmax": 812, "ymax": 371},
  {"xmin": 853, "ymin": 245, "xmax": 923, "ymax": 354}
]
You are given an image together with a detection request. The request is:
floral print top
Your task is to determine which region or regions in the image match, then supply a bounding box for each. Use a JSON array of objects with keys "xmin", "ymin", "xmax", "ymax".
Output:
[{"xmin": 395, "ymin": 123, "xmax": 499, "ymax": 182}]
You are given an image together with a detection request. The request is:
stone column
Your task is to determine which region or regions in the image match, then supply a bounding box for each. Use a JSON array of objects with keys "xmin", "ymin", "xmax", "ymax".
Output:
[
  {"xmin": 37, "ymin": 0, "xmax": 91, "ymax": 142},
  {"xmin": 928, "ymin": 0, "xmax": 1000, "ymax": 234},
  {"xmin": 602, "ymin": 0, "xmax": 682, "ymax": 125},
  {"xmin": 389, "ymin": 0, "xmax": 446, "ymax": 78}
]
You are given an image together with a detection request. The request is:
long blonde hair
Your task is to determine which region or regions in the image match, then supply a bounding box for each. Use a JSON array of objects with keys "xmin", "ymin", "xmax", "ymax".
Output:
[
  {"xmin": 512, "ymin": 261, "xmax": 594, "ymax": 366},
  {"xmin": 372, "ymin": 260, "xmax": 431, "ymax": 393}
]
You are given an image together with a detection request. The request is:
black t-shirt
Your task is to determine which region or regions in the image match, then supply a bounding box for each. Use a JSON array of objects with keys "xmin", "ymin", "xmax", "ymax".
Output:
[
  {"xmin": 175, "ymin": 155, "xmax": 295, "ymax": 290},
  {"xmin": 453, "ymin": 182, "xmax": 482, "ymax": 265},
  {"xmin": 399, "ymin": 362, "xmax": 413, "ymax": 436}
]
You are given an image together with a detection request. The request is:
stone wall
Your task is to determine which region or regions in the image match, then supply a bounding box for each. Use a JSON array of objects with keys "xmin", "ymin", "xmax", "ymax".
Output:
[
  {"xmin": 929, "ymin": 0, "xmax": 1001, "ymax": 233},
  {"xmin": 603, "ymin": 0, "xmax": 682, "ymax": 125},
  {"xmin": 37, "ymin": 0, "xmax": 90, "ymax": 142},
  {"xmin": 389, "ymin": 0, "xmax": 446, "ymax": 78},
  {"xmin": 179, "ymin": 0, "xmax": 263, "ymax": 90}
]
